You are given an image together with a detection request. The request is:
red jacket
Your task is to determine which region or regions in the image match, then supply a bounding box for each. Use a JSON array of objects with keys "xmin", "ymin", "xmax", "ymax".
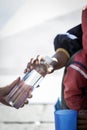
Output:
[{"xmin": 64, "ymin": 50, "xmax": 87, "ymax": 111}]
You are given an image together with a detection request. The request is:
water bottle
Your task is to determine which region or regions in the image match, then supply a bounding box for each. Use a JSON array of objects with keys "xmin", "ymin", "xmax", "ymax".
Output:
[{"xmin": 4, "ymin": 56, "xmax": 54, "ymax": 109}]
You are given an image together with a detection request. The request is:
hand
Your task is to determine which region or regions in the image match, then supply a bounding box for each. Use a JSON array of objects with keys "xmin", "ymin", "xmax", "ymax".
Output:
[
  {"xmin": 7, "ymin": 80, "xmax": 33, "ymax": 109},
  {"xmin": 0, "ymin": 77, "xmax": 32, "ymax": 108},
  {"xmin": 77, "ymin": 110, "xmax": 87, "ymax": 130},
  {"xmin": 24, "ymin": 55, "xmax": 54, "ymax": 74}
]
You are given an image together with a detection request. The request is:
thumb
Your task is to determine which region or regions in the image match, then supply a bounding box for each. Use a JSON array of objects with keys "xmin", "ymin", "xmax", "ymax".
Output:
[
  {"xmin": 47, "ymin": 66, "xmax": 54, "ymax": 73},
  {"xmin": 4, "ymin": 77, "xmax": 20, "ymax": 94},
  {"xmin": 9, "ymin": 77, "xmax": 20, "ymax": 88}
]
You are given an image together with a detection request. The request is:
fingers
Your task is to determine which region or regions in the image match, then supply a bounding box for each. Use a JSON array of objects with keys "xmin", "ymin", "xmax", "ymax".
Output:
[
  {"xmin": 30, "ymin": 55, "xmax": 45, "ymax": 64},
  {"xmin": 77, "ymin": 110, "xmax": 87, "ymax": 130},
  {"xmin": 20, "ymin": 94, "xmax": 33, "ymax": 108},
  {"xmin": 9, "ymin": 83, "xmax": 33, "ymax": 109},
  {"xmin": 47, "ymin": 65, "xmax": 54, "ymax": 73},
  {"xmin": 0, "ymin": 77, "xmax": 21, "ymax": 97},
  {"xmin": 24, "ymin": 55, "xmax": 45, "ymax": 73},
  {"xmin": 24, "ymin": 58, "xmax": 36, "ymax": 73},
  {"xmin": 8, "ymin": 77, "xmax": 20, "ymax": 90},
  {"xmin": 36, "ymin": 55, "xmax": 45, "ymax": 63},
  {"xmin": 21, "ymin": 93, "xmax": 33, "ymax": 108},
  {"xmin": 28, "ymin": 93, "xmax": 33, "ymax": 98},
  {"xmin": 8, "ymin": 81, "xmax": 25, "ymax": 104},
  {"xmin": 78, "ymin": 110, "xmax": 87, "ymax": 119},
  {"xmin": 20, "ymin": 86, "xmax": 33, "ymax": 108},
  {"xmin": 20, "ymin": 93, "xmax": 33, "ymax": 108}
]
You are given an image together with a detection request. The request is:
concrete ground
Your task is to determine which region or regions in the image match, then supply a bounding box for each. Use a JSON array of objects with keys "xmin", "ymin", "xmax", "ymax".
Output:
[{"xmin": 0, "ymin": 103, "xmax": 55, "ymax": 130}]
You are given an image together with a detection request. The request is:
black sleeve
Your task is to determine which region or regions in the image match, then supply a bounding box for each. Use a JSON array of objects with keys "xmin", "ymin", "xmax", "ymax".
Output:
[{"xmin": 54, "ymin": 24, "xmax": 83, "ymax": 57}]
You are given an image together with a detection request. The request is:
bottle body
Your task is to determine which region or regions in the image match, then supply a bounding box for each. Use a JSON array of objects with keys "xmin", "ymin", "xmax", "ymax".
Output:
[{"xmin": 4, "ymin": 56, "xmax": 53, "ymax": 109}]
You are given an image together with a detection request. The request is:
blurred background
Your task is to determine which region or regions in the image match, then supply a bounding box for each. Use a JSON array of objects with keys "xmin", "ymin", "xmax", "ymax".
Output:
[
  {"xmin": 0, "ymin": 1, "xmax": 87, "ymax": 130},
  {"xmin": 0, "ymin": 0, "xmax": 87, "ymax": 104}
]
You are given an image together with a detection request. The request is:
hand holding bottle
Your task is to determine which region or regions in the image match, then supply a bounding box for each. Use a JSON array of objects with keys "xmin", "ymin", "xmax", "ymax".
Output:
[
  {"xmin": 24, "ymin": 55, "xmax": 54, "ymax": 76},
  {"xmin": 4, "ymin": 78, "xmax": 32, "ymax": 109},
  {"xmin": 0, "ymin": 77, "xmax": 31, "ymax": 107}
]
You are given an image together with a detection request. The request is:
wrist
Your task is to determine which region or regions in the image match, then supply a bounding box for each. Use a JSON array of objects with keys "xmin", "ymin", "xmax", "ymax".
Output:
[
  {"xmin": 56, "ymin": 48, "xmax": 70, "ymax": 59},
  {"xmin": 51, "ymin": 49, "xmax": 70, "ymax": 70},
  {"xmin": 50, "ymin": 57, "xmax": 58, "ymax": 71}
]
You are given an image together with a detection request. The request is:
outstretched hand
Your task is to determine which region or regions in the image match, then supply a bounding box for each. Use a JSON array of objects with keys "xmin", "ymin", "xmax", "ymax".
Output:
[
  {"xmin": 0, "ymin": 77, "xmax": 32, "ymax": 108},
  {"xmin": 24, "ymin": 55, "xmax": 54, "ymax": 75}
]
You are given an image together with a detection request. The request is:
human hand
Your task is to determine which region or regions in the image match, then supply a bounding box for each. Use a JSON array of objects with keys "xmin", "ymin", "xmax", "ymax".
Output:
[
  {"xmin": 24, "ymin": 55, "xmax": 54, "ymax": 75},
  {"xmin": 0, "ymin": 77, "xmax": 32, "ymax": 108},
  {"xmin": 7, "ymin": 80, "xmax": 32, "ymax": 109},
  {"xmin": 77, "ymin": 110, "xmax": 87, "ymax": 130}
]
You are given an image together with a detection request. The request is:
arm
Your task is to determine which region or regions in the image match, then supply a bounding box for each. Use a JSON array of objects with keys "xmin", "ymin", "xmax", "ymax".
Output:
[
  {"xmin": 24, "ymin": 50, "xmax": 70, "ymax": 75},
  {"xmin": 51, "ymin": 24, "xmax": 82, "ymax": 70},
  {"xmin": 54, "ymin": 24, "xmax": 82, "ymax": 57},
  {"xmin": 24, "ymin": 25, "xmax": 82, "ymax": 75},
  {"xmin": 51, "ymin": 49, "xmax": 70, "ymax": 70}
]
